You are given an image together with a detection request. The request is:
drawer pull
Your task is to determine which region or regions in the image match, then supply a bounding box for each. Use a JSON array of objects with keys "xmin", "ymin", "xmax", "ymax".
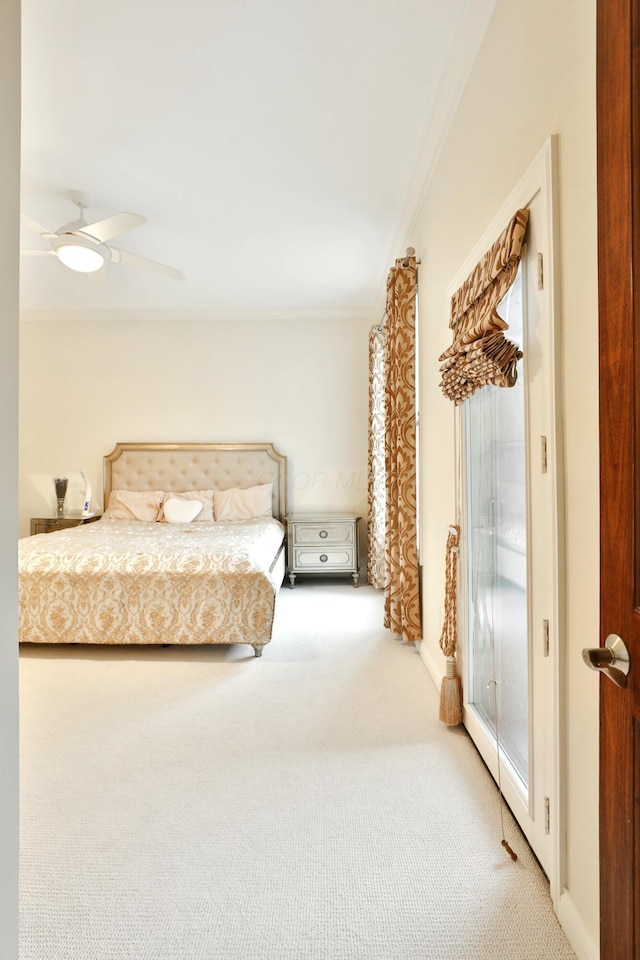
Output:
[
  {"xmin": 320, "ymin": 554, "xmax": 328, "ymax": 563},
  {"xmin": 319, "ymin": 530, "xmax": 328, "ymax": 539}
]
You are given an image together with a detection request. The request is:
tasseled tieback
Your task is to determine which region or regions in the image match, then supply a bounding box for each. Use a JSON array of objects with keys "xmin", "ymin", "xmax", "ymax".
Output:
[{"xmin": 439, "ymin": 524, "xmax": 463, "ymax": 726}]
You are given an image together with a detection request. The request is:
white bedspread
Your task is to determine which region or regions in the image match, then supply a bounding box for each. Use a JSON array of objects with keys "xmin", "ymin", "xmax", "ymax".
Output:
[{"xmin": 19, "ymin": 518, "xmax": 285, "ymax": 648}]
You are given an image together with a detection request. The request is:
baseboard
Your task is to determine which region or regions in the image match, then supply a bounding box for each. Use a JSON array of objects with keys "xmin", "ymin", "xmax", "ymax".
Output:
[
  {"xmin": 416, "ymin": 638, "xmax": 443, "ymax": 693},
  {"xmin": 557, "ymin": 889, "xmax": 599, "ymax": 960}
]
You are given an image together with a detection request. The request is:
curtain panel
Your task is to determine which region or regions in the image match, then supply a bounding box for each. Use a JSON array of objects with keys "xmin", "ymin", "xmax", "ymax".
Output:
[
  {"xmin": 439, "ymin": 208, "xmax": 529, "ymax": 404},
  {"xmin": 384, "ymin": 255, "xmax": 421, "ymax": 643},
  {"xmin": 367, "ymin": 324, "xmax": 387, "ymax": 589}
]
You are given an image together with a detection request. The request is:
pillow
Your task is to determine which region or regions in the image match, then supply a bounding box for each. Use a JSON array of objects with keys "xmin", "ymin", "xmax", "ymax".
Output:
[
  {"xmin": 163, "ymin": 498, "xmax": 203, "ymax": 524},
  {"xmin": 159, "ymin": 490, "xmax": 215, "ymax": 523},
  {"xmin": 214, "ymin": 483, "xmax": 273, "ymax": 521},
  {"xmin": 102, "ymin": 490, "xmax": 164, "ymax": 521}
]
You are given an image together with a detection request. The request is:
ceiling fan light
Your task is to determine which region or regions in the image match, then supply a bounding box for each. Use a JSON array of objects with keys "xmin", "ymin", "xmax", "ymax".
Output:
[{"xmin": 56, "ymin": 242, "xmax": 105, "ymax": 273}]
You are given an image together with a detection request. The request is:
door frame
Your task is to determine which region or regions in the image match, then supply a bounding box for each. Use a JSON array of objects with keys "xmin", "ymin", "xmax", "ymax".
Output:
[{"xmin": 450, "ymin": 137, "xmax": 564, "ymax": 906}]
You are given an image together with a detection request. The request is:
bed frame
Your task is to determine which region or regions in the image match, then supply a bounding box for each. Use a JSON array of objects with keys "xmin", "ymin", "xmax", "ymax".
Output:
[{"xmin": 103, "ymin": 441, "xmax": 287, "ymax": 520}]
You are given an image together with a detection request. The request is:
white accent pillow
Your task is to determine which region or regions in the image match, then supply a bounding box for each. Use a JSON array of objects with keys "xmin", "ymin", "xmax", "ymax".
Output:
[
  {"xmin": 214, "ymin": 483, "xmax": 273, "ymax": 521},
  {"xmin": 102, "ymin": 490, "xmax": 165, "ymax": 521},
  {"xmin": 162, "ymin": 498, "xmax": 203, "ymax": 524},
  {"xmin": 159, "ymin": 490, "xmax": 215, "ymax": 522}
]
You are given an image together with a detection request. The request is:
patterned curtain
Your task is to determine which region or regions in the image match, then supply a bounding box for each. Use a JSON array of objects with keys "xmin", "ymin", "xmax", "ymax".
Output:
[
  {"xmin": 367, "ymin": 325, "xmax": 387, "ymax": 588},
  {"xmin": 384, "ymin": 255, "xmax": 421, "ymax": 643},
  {"xmin": 439, "ymin": 208, "xmax": 529, "ymax": 403}
]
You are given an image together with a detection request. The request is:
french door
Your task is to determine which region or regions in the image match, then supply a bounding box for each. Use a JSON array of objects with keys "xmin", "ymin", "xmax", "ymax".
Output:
[
  {"xmin": 464, "ymin": 266, "xmax": 529, "ymax": 789},
  {"xmin": 458, "ymin": 142, "xmax": 561, "ymax": 895}
]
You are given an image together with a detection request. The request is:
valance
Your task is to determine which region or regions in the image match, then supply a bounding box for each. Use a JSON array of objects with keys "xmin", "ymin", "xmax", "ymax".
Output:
[{"xmin": 439, "ymin": 207, "xmax": 529, "ymax": 403}]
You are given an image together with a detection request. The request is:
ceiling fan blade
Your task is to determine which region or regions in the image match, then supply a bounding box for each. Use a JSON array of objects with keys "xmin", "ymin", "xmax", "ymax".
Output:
[
  {"xmin": 109, "ymin": 246, "xmax": 184, "ymax": 281},
  {"xmin": 20, "ymin": 249, "xmax": 56, "ymax": 256},
  {"xmin": 79, "ymin": 212, "xmax": 147, "ymax": 244},
  {"xmin": 21, "ymin": 214, "xmax": 57, "ymax": 239}
]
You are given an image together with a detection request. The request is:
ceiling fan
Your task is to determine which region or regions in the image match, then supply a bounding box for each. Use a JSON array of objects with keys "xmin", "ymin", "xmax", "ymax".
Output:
[{"xmin": 20, "ymin": 191, "xmax": 184, "ymax": 280}]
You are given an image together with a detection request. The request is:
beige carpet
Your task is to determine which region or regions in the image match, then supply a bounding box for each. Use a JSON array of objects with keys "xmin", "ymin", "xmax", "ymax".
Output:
[{"xmin": 19, "ymin": 581, "xmax": 576, "ymax": 960}]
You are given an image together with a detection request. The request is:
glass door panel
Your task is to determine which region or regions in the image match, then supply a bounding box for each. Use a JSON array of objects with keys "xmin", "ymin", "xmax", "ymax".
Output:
[{"xmin": 465, "ymin": 269, "xmax": 528, "ymax": 788}]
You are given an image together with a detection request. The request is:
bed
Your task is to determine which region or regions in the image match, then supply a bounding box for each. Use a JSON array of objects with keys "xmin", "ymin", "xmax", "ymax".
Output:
[{"xmin": 19, "ymin": 441, "xmax": 287, "ymax": 657}]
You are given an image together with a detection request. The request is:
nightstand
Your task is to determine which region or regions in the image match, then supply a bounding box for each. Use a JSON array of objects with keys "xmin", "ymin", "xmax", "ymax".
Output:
[
  {"xmin": 30, "ymin": 515, "xmax": 101, "ymax": 535},
  {"xmin": 285, "ymin": 514, "xmax": 361, "ymax": 587}
]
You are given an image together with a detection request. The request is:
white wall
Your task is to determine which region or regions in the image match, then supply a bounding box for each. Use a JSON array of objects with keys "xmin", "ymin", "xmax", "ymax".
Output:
[
  {"xmin": 413, "ymin": 0, "xmax": 599, "ymax": 955},
  {"xmin": 19, "ymin": 314, "xmax": 371, "ymax": 538},
  {"xmin": 0, "ymin": 1, "xmax": 20, "ymax": 956}
]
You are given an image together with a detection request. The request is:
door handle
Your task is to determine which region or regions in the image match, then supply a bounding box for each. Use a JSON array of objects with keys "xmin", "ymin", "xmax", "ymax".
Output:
[{"xmin": 582, "ymin": 633, "xmax": 630, "ymax": 688}]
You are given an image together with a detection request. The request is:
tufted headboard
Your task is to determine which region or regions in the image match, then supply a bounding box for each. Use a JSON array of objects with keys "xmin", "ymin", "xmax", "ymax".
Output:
[{"xmin": 103, "ymin": 442, "xmax": 287, "ymax": 520}]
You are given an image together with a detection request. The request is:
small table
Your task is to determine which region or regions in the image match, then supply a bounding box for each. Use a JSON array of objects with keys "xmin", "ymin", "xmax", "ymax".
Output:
[
  {"xmin": 285, "ymin": 514, "xmax": 361, "ymax": 587},
  {"xmin": 30, "ymin": 515, "xmax": 101, "ymax": 535}
]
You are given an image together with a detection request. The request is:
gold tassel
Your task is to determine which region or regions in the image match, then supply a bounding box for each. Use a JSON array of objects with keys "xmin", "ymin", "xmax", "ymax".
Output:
[
  {"xmin": 439, "ymin": 655, "xmax": 463, "ymax": 726},
  {"xmin": 439, "ymin": 525, "xmax": 463, "ymax": 725}
]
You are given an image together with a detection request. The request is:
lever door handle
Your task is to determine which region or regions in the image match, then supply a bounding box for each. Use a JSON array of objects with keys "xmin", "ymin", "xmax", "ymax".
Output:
[{"xmin": 582, "ymin": 633, "xmax": 630, "ymax": 688}]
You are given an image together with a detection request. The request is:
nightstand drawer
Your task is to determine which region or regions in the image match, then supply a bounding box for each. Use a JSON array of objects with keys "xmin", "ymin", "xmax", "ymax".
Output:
[
  {"xmin": 292, "ymin": 546, "xmax": 356, "ymax": 571},
  {"xmin": 290, "ymin": 521, "xmax": 355, "ymax": 547}
]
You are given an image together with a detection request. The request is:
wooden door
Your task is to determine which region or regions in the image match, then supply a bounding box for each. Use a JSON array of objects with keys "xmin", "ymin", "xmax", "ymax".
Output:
[{"xmin": 597, "ymin": 0, "xmax": 640, "ymax": 955}]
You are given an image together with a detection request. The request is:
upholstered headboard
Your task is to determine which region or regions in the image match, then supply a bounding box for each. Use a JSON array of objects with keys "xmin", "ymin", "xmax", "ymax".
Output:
[{"xmin": 103, "ymin": 442, "xmax": 287, "ymax": 520}]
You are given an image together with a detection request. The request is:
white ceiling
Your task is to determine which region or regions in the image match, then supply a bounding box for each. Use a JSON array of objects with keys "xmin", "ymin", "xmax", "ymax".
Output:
[{"xmin": 19, "ymin": 0, "xmax": 494, "ymax": 319}]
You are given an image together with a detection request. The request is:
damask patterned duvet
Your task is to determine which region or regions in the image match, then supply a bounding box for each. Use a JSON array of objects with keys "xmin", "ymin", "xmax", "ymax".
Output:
[{"xmin": 19, "ymin": 518, "xmax": 285, "ymax": 653}]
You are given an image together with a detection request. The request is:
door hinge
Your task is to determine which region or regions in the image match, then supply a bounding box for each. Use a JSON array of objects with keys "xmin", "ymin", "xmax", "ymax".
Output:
[
  {"xmin": 540, "ymin": 435, "xmax": 548, "ymax": 473},
  {"xmin": 537, "ymin": 252, "xmax": 544, "ymax": 290},
  {"xmin": 543, "ymin": 619, "xmax": 550, "ymax": 657},
  {"xmin": 544, "ymin": 796, "xmax": 551, "ymax": 835}
]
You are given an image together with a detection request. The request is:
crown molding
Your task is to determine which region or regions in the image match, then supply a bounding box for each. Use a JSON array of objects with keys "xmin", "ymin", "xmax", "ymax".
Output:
[{"xmin": 19, "ymin": 306, "xmax": 377, "ymax": 324}]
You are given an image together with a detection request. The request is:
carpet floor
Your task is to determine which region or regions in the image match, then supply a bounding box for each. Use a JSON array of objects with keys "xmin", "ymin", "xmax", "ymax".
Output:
[{"xmin": 19, "ymin": 581, "xmax": 577, "ymax": 959}]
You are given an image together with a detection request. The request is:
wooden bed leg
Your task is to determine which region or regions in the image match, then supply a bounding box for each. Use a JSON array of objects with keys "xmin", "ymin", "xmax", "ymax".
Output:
[{"xmin": 252, "ymin": 645, "xmax": 264, "ymax": 658}]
